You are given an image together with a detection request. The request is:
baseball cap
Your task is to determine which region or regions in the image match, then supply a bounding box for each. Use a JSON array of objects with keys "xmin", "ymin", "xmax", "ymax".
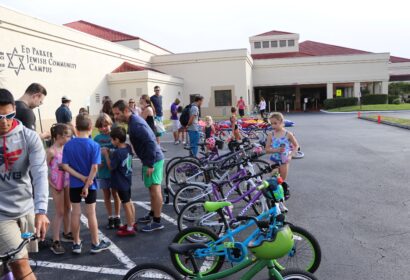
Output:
[{"xmin": 62, "ymin": 95, "xmax": 71, "ymax": 102}]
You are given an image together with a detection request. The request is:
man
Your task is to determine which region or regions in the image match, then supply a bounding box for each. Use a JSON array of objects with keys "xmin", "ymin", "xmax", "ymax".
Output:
[
  {"xmin": 15, "ymin": 83, "xmax": 49, "ymax": 139},
  {"xmin": 112, "ymin": 100, "xmax": 165, "ymax": 232},
  {"xmin": 0, "ymin": 89, "xmax": 49, "ymax": 280},
  {"xmin": 150, "ymin": 86, "xmax": 166, "ymax": 152},
  {"xmin": 55, "ymin": 96, "xmax": 72, "ymax": 124},
  {"xmin": 128, "ymin": 98, "xmax": 141, "ymax": 116},
  {"xmin": 236, "ymin": 96, "xmax": 246, "ymax": 118},
  {"xmin": 187, "ymin": 95, "xmax": 204, "ymax": 157}
]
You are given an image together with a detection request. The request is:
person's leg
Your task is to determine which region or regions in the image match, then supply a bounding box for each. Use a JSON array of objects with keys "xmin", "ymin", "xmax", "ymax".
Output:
[
  {"xmin": 85, "ymin": 202, "xmax": 99, "ymax": 245},
  {"xmin": 71, "ymin": 203, "xmax": 82, "ymax": 244},
  {"xmin": 188, "ymin": 131, "xmax": 199, "ymax": 157},
  {"xmin": 123, "ymin": 202, "xmax": 135, "ymax": 228},
  {"xmin": 279, "ymin": 163, "xmax": 289, "ymax": 181},
  {"xmin": 102, "ymin": 188, "xmax": 112, "ymax": 217},
  {"xmin": 51, "ymin": 188, "xmax": 64, "ymax": 242},
  {"xmin": 112, "ymin": 188, "xmax": 121, "ymax": 217},
  {"xmin": 9, "ymin": 258, "xmax": 36, "ymax": 280},
  {"xmin": 150, "ymin": 185, "xmax": 163, "ymax": 219},
  {"xmin": 63, "ymin": 187, "xmax": 71, "ymax": 235}
]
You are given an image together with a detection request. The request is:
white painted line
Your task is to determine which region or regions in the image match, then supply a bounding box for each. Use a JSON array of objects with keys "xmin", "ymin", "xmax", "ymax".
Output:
[
  {"xmin": 134, "ymin": 201, "xmax": 177, "ymax": 226},
  {"xmin": 48, "ymin": 197, "xmax": 152, "ymax": 205},
  {"xmin": 80, "ymin": 214, "xmax": 136, "ymax": 269},
  {"xmin": 30, "ymin": 260, "xmax": 128, "ymax": 275}
]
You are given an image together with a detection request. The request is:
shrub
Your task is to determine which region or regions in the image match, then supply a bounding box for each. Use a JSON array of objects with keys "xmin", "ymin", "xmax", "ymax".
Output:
[
  {"xmin": 324, "ymin": 97, "xmax": 358, "ymax": 109},
  {"xmin": 392, "ymin": 98, "xmax": 402, "ymax": 105},
  {"xmin": 388, "ymin": 95, "xmax": 400, "ymax": 104},
  {"xmin": 361, "ymin": 94, "xmax": 388, "ymax": 105}
]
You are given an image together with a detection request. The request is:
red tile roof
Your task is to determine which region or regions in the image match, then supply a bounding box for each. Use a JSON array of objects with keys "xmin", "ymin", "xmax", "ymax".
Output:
[
  {"xmin": 112, "ymin": 62, "xmax": 163, "ymax": 74},
  {"xmin": 254, "ymin": 30, "xmax": 294, "ymax": 37},
  {"xmin": 390, "ymin": 56, "xmax": 410, "ymax": 63},
  {"xmin": 64, "ymin": 20, "xmax": 139, "ymax": 42}
]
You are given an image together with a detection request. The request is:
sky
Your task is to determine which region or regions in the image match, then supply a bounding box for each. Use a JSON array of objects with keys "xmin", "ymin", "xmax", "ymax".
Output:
[{"xmin": 1, "ymin": 0, "xmax": 410, "ymax": 58}]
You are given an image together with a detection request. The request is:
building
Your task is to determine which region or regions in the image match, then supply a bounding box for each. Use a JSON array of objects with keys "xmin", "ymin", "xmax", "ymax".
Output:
[{"xmin": 0, "ymin": 5, "xmax": 409, "ymax": 131}]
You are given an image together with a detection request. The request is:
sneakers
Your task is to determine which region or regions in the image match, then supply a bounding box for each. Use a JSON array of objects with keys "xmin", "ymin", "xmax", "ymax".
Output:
[
  {"xmin": 113, "ymin": 217, "xmax": 122, "ymax": 229},
  {"xmin": 182, "ymin": 141, "xmax": 186, "ymax": 145},
  {"xmin": 106, "ymin": 217, "xmax": 115, "ymax": 229},
  {"xmin": 137, "ymin": 215, "xmax": 152, "ymax": 224},
  {"xmin": 61, "ymin": 232, "xmax": 74, "ymax": 243},
  {"xmin": 91, "ymin": 240, "xmax": 111, "ymax": 254},
  {"xmin": 161, "ymin": 147, "xmax": 167, "ymax": 153},
  {"xmin": 117, "ymin": 228, "xmax": 136, "ymax": 237},
  {"xmin": 118, "ymin": 223, "xmax": 138, "ymax": 232},
  {"xmin": 174, "ymin": 140, "xmax": 180, "ymax": 145},
  {"xmin": 141, "ymin": 222, "xmax": 164, "ymax": 232},
  {"xmin": 50, "ymin": 240, "xmax": 65, "ymax": 255},
  {"xmin": 72, "ymin": 242, "xmax": 82, "ymax": 254}
]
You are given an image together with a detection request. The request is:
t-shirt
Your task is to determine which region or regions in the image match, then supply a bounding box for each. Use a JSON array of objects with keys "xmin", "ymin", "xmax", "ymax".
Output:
[
  {"xmin": 110, "ymin": 145, "xmax": 133, "ymax": 190},
  {"xmin": 187, "ymin": 104, "xmax": 199, "ymax": 131},
  {"xmin": 237, "ymin": 99, "xmax": 246, "ymax": 110},
  {"xmin": 150, "ymin": 95, "xmax": 163, "ymax": 117},
  {"xmin": 170, "ymin": 103, "xmax": 178, "ymax": 120},
  {"xmin": 15, "ymin": 101, "xmax": 36, "ymax": 130},
  {"xmin": 259, "ymin": 100, "xmax": 266, "ymax": 111},
  {"xmin": 94, "ymin": 133, "xmax": 115, "ymax": 179},
  {"xmin": 55, "ymin": 104, "xmax": 72, "ymax": 124},
  {"xmin": 62, "ymin": 138, "xmax": 101, "ymax": 189}
]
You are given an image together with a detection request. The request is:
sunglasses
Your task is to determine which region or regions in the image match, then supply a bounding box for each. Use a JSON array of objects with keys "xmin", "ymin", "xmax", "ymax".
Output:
[{"xmin": 0, "ymin": 111, "xmax": 16, "ymax": 120}]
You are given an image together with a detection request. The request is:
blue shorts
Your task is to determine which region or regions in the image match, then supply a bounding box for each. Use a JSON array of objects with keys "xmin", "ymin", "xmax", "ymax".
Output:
[{"xmin": 97, "ymin": 178, "xmax": 112, "ymax": 190}]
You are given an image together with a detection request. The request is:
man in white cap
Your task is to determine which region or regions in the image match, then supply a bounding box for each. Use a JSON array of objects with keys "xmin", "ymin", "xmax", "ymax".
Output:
[{"xmin": 55, "ymin": 96, "xmax": 72, "ymax": 124}]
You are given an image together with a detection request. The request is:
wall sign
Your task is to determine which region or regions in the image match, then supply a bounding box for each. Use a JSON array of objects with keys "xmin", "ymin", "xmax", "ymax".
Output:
[
  {"xmin": 336, "ymin": 89, "xmax": 342, "ymax": 97},
  {"xmin": 0, "ymin": 45, "xmax": 77, "ymax": 76}
]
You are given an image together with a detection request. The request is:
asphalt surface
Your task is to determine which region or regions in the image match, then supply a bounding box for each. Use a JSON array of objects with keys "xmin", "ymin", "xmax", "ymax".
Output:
[{"xmin": 29, "ymin": 112, "xmax": 410, "ymax": 280}]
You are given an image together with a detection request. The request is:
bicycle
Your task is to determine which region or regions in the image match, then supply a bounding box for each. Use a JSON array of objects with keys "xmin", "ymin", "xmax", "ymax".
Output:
[{"xmin": 1, "ymin": 232, "xmax": 37, "ymax": 280}]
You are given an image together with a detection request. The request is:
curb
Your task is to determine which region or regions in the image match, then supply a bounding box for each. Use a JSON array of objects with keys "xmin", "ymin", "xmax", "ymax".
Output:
[
  {"xmin": 320, "ymin": 109, "xmax": 410, "ymax": 114},
  {"xmin": 358, "ymin": 116, "xmax": 410, "ymax": 130}
]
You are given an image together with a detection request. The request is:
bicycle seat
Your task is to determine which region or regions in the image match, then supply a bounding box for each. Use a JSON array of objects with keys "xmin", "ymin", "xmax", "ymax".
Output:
[
  {"xmin": 168, "ymin": 243, "xmax": 208, "ymax": 255},
  {"xmin": 204, "ymin": 201, "xmax": 232, "ymax": 212}
]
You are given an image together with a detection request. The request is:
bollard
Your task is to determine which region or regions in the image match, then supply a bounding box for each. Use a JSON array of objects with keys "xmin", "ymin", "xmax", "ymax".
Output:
[
  {"xmin": 358, "ymin": 112, "xmax": 361, "ymax": 118},
  {"xmin": 377, "ymin": 115, "xmax": 381, "ymax": 123}
]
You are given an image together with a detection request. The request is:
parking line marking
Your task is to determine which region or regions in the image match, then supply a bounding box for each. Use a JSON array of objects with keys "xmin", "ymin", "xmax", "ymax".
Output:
[
  {"xmin": 30, "ymin": 260, "xmax": 128, "ymax": 275},
  {"xmin": 80, "ymin": 214, "xmax": 136, "ymax": 269},
  {"xmin": 134, "ymin": 201, "xmax": 177, "ymax": 226}
]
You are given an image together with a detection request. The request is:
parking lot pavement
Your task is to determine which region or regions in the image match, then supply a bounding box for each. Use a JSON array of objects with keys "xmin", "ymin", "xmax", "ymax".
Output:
[{"xmin": 30, "ymin": 114, "xmax": 410, "ymax": 280}]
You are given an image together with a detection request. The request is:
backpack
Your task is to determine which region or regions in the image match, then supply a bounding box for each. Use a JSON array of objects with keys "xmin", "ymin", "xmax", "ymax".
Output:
[{"xmin": 179, "ymin": 104, "xmax": 193, "ymax": 127}]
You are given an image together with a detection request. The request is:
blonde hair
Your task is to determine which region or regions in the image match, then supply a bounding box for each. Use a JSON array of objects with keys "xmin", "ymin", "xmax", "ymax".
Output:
[
  {"xmin": 205, "ymin": 115, "xmax": 213, "ymax": 125},
  {"xmin": 269, "ymin": 112, "xmax": 284, "ymax": 123},
  {"xmin": 95, "ymin": 113, "xmax": 113, "ymax": 128}
]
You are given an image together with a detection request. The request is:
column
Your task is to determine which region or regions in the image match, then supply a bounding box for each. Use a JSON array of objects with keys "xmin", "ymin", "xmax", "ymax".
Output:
[
  {"xmin": 353, "ymin": 82, "xmax": 361, "ymax": 98},
  {"xmin": 326, "ymin": 83, "xmax": 333, "ymax": 99},
  {"xmin": 381, "ymin": 81, "xmax": 388, "ymax": 95},
  {"xmin": 295, "ymin": 86, "xmax": 301, "ymax": 111}
]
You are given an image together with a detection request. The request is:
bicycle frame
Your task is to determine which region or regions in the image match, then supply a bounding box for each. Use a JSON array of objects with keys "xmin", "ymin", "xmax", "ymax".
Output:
[{"xmin": 193, "ymin": 258, "xmax": 283, "ymax": 280}]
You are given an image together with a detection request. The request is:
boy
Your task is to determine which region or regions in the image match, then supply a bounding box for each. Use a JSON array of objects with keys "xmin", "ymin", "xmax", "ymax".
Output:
[
  {"xmin": 62, "ymin": 114, "xmax": 111, "ymax": 254},
  {"xmin": 102, "ymin": 127, "xmax": 136, "ymax": 236}
]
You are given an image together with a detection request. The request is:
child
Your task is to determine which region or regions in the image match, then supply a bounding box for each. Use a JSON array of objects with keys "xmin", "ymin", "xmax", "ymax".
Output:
[
  {"xmin": 62, "ymin": 114, "xmax": 111, "ymax": 254},
  {"xmin": 204, "ymin": 116, "xmax": 216, "ymax": 154},
  {"xmin": 47, "ymin": 124, "xmax": 73, "ymax": 255},
  {"xmin": 102, "ymin": 127, "xmax": 136, "ymax": 236},
  {"xmin": 265, "ymin": 112, "xmax": 299, "ymax": 186},
  {"xmin": 94, "ymin": 113, "xmax": 122, "ymax": 229},
  {"xmin": 230, "ymin": 107, "xmax": 241, "ymax": 142}
]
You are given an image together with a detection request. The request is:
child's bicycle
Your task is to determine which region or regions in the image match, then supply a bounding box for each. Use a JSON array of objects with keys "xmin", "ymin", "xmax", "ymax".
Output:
[
  {"xmin": 1, "ymin": 232, "xmax": 37, "ymax": 280},
  {"xmin": 123, "ymin": 219, "xmax": 318, "ymax": 280}
]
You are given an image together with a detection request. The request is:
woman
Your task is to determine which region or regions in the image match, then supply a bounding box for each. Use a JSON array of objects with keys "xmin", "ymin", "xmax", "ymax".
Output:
[
  {"xmin": 140, "ymin": 94, "xmax": 157, "ymax": 136},
  {"xmin": 170, "ymin": 98, "xmax": 181, "ymax": 144},
  {"xmin": 101, "ymin": 99, "xmax": 114, "ymax": 121},
  {"xmin": 259, "ymin": 97, "xmax": 266, "ymax": 119}
]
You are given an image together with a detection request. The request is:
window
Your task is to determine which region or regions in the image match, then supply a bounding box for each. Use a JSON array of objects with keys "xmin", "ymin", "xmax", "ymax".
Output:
[
  {"xmin": 271, "ymin": 41, "xmax": 278, "ymax": 48},
  {"xmin": 254, "ymin": 42, "xmax": 261, "ymax": 49},
  {"xmin": 262, "ymin": 41, "xmax": 269, "ymax": 48},
  {"xmin": 214, "ymin": 90, "xmax": 232, "ymax": 106},
  {"xmin": 279, "ymin": 40, "xmax": 287, "ymax": 47},
  {"xmin": 288, "ymin": 40, "xmax": 295, "ymax": 47},
  {"xmin": 120, "ymin": 89, "xmax": 127, "ymax": 98},
  {"xmin": 95, "ymin": 93, "xmax": 100, "ymax": 104}
]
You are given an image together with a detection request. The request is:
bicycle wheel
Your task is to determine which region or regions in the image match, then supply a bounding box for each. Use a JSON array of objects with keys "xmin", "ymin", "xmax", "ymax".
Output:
[
  {"xmin": 279, "ymin": 268, "xmax": 318, "ymax": 280},
  {"xmin": 275, "ymin": 224, "xmax": 321, "ymax": 273},
  {"xmin": 123, "ymin": 263, "xmax": 182, "ymax": 280},
  {"xmin": 171, "ymin": 227, "xmax": 224, "ymax": 276},
  {"xmin": 177, "ymin": 200, "xmax": 225, "ymax": 234},
  {"xmin": 173, "ymin": 184, "xmax": 212, "ymax": 214},
  {"xmin": 165, "ymin": 159, "xmax": 204, "ymax": 196},
  {"xmin": 218, "ymin": 130, "xmax": 230, "ymax": 142},
  {"xmin": 166, "ymin": 157, "xmax": 183, "ymax": 174}
]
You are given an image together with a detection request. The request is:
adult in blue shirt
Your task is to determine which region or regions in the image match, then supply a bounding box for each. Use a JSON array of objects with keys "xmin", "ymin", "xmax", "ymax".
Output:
[
  {"xmin": 112, "ymin": 100, "xmax": 165, "ymax": 232},
  {"xmin": 55, "ymin": 96, "xmax": 72, "ymax": 124},
  {"xmin": 150, "ymin": 85, "xmax": 166, "ymax": 152}
]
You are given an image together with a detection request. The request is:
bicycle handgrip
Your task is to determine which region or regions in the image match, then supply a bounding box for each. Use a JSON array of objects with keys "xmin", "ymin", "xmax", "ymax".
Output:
[{"xmin": 257, "ymin": 181, "xmax": 269, "ymax": 190}]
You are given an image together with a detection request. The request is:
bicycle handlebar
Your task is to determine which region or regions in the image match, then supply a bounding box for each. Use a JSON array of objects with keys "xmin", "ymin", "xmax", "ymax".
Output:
[{"xmin": 0, "ymin": 232, "xmax": 37, "ymax": 259}]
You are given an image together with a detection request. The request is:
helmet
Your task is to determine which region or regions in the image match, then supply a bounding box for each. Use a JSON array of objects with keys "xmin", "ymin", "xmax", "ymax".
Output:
[
  {"xmin": 263, "ymin": 178, "xmax": 285, "ymax": 201},
  {"xmin": 248, "ymin": 225, "xmax": 294, "ymax": 259}
]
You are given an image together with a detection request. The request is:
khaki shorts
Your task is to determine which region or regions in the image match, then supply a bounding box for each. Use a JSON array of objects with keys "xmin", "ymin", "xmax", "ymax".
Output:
[{"xmin": 0, "ymin": 213, "xmax": 37, "ymax": 260}]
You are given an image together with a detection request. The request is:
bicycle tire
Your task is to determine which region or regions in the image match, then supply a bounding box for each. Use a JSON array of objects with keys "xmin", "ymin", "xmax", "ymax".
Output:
[
  {"xmin": 279, "ymin": 268, "xmax": 318, "ymax": 280},
  {"xmin": 165, "ymin": 157, "xmax": 183, "ymax": 174},
  {"xmin": 177, "ymin": 200, "xmax": 225, "ymax": 234},
  {"xmin": 275, "ymin": 223, "xmax": 321, "ymax": 273},
  {"xmin": 173, "ymin": 183, "xmax": 212, "ymax": 214},
  {"xmin": 171, "ymin": 226, "xmax": 224, "ymax": 276},
  {"xmin": 165, "ymin": 159, "xmax": 204, "ymax": 196},
  {"xmin": 123, "ymin": 263, "xmax": 182, "ymax": 280}
]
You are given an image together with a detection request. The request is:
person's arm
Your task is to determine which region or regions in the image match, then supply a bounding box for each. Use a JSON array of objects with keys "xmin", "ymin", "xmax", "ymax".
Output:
[
  {"xmin": 211, "ymin": 124, "xmax": 216, "ymax": 135},
  {"xmin": 102, "ymin": 148, "xmax": 112, "ymax": 170},
  {"xmin": 82, "ymin": 145, "xmax": 101, "ymax": 197},
  {"xmin": 187, "ymin": 107, "xmax": 198, "ymax": 127},
  {"xmin": 26, "ymin": 129, "xmax": 49, "ymax": 240},
  {"xmin": 46, "ymin": 148, "xmax": 57, "ymax": 189},
  {"xmin": 61, "ymin": 164, "xmax": 87, "ymax": 182},
  {"xmin": 131, "ymin": 125, "xmax": 157, "ymax": 168},
  {"xmin": 265, "ymin": 132, "xmax": 280, "ymax": 154},
  {"xmin": 287, "ymin": 132, "xmax": 300, "ymax": 157}
]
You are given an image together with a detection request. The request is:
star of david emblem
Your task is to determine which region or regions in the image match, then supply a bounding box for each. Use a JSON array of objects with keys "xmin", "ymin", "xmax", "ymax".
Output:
[{"xmin": 7, "ymin": 48, "xmax": 25, "ymax": 76}]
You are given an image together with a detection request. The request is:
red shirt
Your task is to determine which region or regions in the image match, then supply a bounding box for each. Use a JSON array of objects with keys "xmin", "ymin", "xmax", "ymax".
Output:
[{"xmin": 237, "ymin": 99, "xmax": 246, "ymax": 110}]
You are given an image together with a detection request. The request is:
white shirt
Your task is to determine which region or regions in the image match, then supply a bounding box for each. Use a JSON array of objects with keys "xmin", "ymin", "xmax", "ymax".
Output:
[{"xmin": 259, "ymin": 100, "xmax": 266, "ymax": 110}]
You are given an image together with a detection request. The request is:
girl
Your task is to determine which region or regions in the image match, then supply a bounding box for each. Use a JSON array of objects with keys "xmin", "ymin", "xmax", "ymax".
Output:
[
  {"xmin": 265, "ymin": 112, "xmax": 299, "ymax": 181},
  {"xmin": 94, "ymin": 113, "xmax": 122, "ymax": 229},
  {"xmin": 140, "ymin": 94, "xmax": 158, "ymax": 136},
  {"xmin": 204, "ymin": 116, "xmax": 216, "ymax": 154},
  {"xmin": 47, "ymin": 123, "xmax": 73, "ymax": 255},
  {"xmin": 230, "ymin": 107, "xmax": 241, "ymax": 142}
]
